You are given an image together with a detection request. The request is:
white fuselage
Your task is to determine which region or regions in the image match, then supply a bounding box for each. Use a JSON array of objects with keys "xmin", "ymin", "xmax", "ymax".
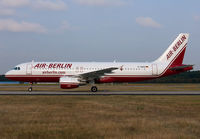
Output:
[{"xmin": 6, "ymin": 62, "xmax": 166, "ymax": 77}]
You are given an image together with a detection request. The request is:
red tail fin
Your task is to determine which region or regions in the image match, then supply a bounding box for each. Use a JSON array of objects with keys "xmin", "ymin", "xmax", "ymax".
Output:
[
  {"xmin": 170, "ymin": 47, "xmax": 186, "ymax": 67},
  {"xmin": 155, "ymin": 33, "xmax": 189, "ymax": 68}
]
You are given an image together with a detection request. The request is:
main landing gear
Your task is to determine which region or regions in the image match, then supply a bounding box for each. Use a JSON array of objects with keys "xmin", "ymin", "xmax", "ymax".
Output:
[{"xmin": 91, "ymin": 86, "xmax": 98, "ymax": 92}]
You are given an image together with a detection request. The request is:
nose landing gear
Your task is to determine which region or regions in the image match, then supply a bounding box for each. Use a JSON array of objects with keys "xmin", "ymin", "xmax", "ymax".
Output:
[
  {"xmin": 28, "ymin": 82, "xmax": 33, "ymax": 92},
  {"xmin": 28, "ymin": 87, "xmax": 32, "ymax": 92}
]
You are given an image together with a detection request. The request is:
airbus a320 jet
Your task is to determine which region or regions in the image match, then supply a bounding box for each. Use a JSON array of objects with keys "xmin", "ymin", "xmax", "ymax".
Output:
[{"xmin": 5, "ymin": 33, "xmax": 193, "ymax": 92}]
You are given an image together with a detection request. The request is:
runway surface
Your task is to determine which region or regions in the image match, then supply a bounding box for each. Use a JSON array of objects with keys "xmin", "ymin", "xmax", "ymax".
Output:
[{"xmin": 0, "ymin": 91, "xmax": 200, "ymax": 95}]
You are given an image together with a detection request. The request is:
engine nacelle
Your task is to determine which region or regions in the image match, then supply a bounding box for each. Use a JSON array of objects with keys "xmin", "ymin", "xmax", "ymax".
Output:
[{"xmin": 59, "ymin": 76, "xmax": 80, "ymax": 89}]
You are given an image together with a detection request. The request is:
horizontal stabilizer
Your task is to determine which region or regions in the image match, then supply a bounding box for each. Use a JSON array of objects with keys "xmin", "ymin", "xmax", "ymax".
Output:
[{"xmin": 169, "ymin": 65, "xmax": 193, "ymax": 71}]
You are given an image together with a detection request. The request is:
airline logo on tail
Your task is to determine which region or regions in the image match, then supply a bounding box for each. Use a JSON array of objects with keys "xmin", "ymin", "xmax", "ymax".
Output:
[{"xmin": 166, "ymin": 35, "xmax": 187, "ymax": 60}]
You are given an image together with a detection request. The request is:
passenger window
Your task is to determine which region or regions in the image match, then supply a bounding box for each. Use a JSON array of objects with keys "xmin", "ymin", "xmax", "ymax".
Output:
[{"xmin": 18, "ymin": 67, "xmax": 20, "ymax": 70}]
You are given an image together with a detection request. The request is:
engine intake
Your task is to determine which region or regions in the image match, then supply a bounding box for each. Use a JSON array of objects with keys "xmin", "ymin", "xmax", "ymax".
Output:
[{"xmin": 59, "ymin": 76, "xmax": 80, "ymax": 89}]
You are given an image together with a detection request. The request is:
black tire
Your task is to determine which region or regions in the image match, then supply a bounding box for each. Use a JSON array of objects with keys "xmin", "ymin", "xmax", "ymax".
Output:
[
  {"xmin": 91, "ymin": 86, "xmax": 98, "ymax": 92},
  {"xmin": 28, "ymin": 87, "xmax": 32, "ymax": 92}
]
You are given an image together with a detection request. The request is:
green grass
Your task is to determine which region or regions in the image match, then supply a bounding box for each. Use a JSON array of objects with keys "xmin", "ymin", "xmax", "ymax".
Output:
[{"xmin": 0, "ymin": 95, "xmax": 200, "ymax": 139}]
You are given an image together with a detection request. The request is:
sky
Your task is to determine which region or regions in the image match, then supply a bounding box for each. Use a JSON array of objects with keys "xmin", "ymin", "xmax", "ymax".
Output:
[{"xmin": 0, "ymin": 0, "xmax": 200, "ymax": 74}]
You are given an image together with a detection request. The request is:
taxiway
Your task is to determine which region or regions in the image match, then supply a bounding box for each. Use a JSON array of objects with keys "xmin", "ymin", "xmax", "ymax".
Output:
[{"xmin": 0, "ymin": 91, "xmax": 200, "ymax": 95}]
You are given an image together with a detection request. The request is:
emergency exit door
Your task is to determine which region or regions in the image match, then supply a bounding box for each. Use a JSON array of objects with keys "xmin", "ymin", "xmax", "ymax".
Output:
[{"xmin": 152, "ymin": 64, "xmax": 158, "ymax": 75}]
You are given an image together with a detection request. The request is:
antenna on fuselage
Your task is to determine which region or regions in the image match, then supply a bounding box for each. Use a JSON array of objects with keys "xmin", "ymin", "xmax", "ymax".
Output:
[{"xmin": 32, "ymin": 60, "xmax": 34, "ymax": 65}]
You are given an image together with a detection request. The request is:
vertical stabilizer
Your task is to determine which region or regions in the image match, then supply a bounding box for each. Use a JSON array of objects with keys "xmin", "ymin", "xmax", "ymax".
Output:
[{"xmin": 155, "ymin": 33, "xmax": 189, "ymax": 67}]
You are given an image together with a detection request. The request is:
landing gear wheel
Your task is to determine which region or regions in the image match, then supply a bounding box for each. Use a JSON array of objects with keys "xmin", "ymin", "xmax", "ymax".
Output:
[
  {"xmin": 28, "ymin": 87, "xmax": 32, "ymax": 92},
  {"xmin": 91, "ymin": 86, "xmax": 98, "ymax": 92}
]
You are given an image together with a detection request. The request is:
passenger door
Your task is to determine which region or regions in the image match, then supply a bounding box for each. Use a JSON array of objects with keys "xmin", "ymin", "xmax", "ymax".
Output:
[{"xmin": 26, "ymin": 64, "xmax": 32, "ymax": 75}]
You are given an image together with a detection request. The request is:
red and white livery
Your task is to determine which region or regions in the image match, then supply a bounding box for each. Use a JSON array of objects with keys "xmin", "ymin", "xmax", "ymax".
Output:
[{"xmin": 5, "ymin": 33, "xmax": 193, "ymax": 92}]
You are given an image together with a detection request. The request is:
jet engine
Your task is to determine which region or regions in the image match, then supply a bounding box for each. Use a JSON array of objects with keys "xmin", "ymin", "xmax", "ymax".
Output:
[{"xmin": 59, "ymin": 76, "xmax": 80, "ymax": 89}]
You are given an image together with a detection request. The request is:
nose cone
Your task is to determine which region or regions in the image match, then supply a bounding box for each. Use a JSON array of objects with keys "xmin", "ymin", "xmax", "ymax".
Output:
[
  {"xmin": 5, "ymin": 70, "xmax": 12, "ymax": 79},
  {"xmin": 5, "ymin": 70, "xmax": 11, "ymax": 75}
]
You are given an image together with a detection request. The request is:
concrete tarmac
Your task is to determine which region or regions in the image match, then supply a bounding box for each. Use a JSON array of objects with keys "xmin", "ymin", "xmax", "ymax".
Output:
[{"xmin": 0, "ymin": 91, "xmax": 200, "ymax": 95}]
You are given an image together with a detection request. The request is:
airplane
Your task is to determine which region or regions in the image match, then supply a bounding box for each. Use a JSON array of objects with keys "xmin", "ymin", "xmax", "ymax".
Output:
[{"xmin": 5, "ymin": 33, "xmax": 193, "ymax": 92}]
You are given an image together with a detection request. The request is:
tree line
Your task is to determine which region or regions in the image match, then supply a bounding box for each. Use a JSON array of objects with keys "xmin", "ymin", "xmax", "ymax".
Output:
[{"xmin": 141, "ymin": 71, "xmax": 200, "ymax": 83}]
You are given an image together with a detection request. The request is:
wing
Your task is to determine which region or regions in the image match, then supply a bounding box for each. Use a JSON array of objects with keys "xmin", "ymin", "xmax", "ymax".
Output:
[
  {"xmin": 77, "ymin": 67, "xmax": 118, "ymax": 81},
  {"xmin": 169, "ymin": 65, "xmax": 193, "ymax": 71}
]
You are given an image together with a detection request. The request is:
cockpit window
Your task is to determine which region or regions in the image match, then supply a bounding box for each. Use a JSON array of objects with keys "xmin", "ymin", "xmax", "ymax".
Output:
[{"xmin": 14, "ymin": 67, "xmax": 20, "ymax": 70}]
